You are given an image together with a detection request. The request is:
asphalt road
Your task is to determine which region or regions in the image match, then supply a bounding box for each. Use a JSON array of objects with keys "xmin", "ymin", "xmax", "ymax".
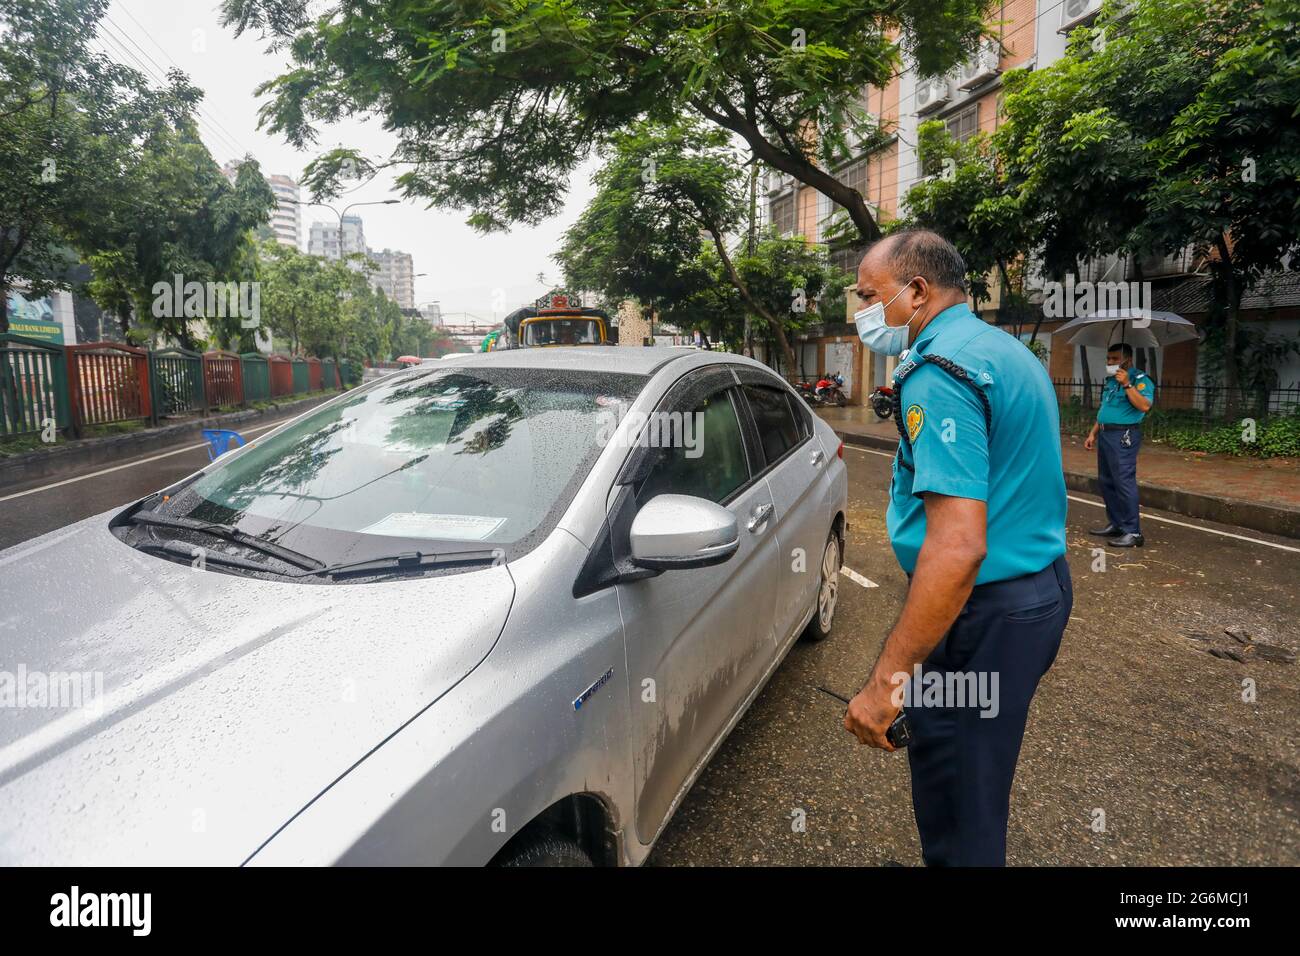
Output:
[{"xmin": 2, "ymin": 429, "xmax": 1297, "ymax": 865}]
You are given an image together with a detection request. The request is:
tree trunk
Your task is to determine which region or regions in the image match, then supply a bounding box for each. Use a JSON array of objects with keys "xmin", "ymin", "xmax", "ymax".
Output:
[
  {"xmin": 707, "ymin": 228, "xmax": 798, "ymax": 376},
  {"xmin": 1079, "ymin": 345, "xmax": 1093, "ymax": 409},
  {"xmin": 1213, "ymin": 234, "xmax": 1242, "ymax": 419},
  {"xmin": 693, "ymin": 96, "xmax": 883, "ymax": 244}
]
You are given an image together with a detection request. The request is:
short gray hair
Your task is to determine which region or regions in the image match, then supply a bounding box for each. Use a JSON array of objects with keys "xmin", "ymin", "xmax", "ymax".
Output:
[{"xmin": 871, "ymin": 228, "xmax": 968, "ymax": 293}]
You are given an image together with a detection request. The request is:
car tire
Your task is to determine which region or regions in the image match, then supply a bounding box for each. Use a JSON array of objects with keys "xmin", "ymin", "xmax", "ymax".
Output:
[
  {"xmin": 802, "ymin": 529, "xmax": 841, "ymax": 642},
  {"xmin": 496, "ymin": 831, "xmax": 594, "ymax": 868}
]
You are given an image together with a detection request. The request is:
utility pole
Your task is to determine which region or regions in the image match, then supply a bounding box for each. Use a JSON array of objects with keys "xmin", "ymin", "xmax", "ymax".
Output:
[{"xmin": 744, "ymin": 156, "xmax": 758, "ymax": 358}]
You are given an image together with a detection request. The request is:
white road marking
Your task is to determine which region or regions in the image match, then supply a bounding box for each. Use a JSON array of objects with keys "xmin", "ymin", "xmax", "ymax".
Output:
[
  {"xmin": 841, "ymin": 566, "xmax": 878, "ymax": 588},
  {"xmin": 843, "ymin": 443, "xmax": 1300, "ymax": 555},
  {"xmin": 0, "ymin": 420, "xmax": 284, "ymax": 503}
]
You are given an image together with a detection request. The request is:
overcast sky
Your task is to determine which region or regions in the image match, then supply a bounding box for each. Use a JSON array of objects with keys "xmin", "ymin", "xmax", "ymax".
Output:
[{"xmin": 98, "ymin": 1, "xmax": 599, "ymax": 324}]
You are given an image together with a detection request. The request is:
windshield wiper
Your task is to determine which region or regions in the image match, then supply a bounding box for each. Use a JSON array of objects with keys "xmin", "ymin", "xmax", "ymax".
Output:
[
  {"xmin": 130, "ymin": 510, "xmax": 325, "ymax": 571},
  {"xmin": 137, "ymin": 539, "xmax": 297, "ymax": 576},
  {"xmin": 308, "ymin": 548, "xmax": 501, "ymax": 580}
]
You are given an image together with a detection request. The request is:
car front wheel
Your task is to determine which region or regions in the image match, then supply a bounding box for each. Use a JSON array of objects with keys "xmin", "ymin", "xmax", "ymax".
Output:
[{"xmin": 802, "ymin": 529, "xmax": 841, "ymax": 642}]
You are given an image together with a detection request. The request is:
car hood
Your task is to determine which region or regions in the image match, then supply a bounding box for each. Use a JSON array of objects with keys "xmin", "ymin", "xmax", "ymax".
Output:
[{"xmin": 0, "ymin": 512, "xmax": 515, "ymax": 865}]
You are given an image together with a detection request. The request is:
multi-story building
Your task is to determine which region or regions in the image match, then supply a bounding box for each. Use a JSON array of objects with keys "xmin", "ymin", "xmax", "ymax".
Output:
[
  {"xmin": 762, "ymin": 0, "xmax": 1300, "ymax": 403},
  {"xmin": 222, "ymin": 162, "xmax": 302, "ymax": 250},
  {"xmin": 308, "ymin": 215, "xmax": 368, "ymax": 263},
  {"xmin": 369, "ymin": 249, "xmax": 416, "ymax": 310},
  {"xmin": 265, "ymin": 175, "xmax": 302, "ymax": 250}
]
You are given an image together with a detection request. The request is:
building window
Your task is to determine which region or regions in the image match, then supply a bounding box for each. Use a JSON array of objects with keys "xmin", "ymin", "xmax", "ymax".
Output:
[
  {"xmin": 946, "ymin": 105, "xmax": 979, "ymax": 143},
  {"xmin": 771, "ymin": 192, "xmax": 796, "ymax": 236},
  {"xmin": 838, "ymin": 157, "xmax": 868, "ymax": 198}
]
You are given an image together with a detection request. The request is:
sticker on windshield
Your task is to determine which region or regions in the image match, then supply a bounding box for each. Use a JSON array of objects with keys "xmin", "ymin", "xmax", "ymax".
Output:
[{"xmin": 361, "ymin": 512, "xmax": 506, "ymax": 540}]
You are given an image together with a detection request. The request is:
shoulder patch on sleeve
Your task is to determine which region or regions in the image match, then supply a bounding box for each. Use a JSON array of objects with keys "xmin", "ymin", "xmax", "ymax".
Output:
[{"xmin": 906, "ymin": 404, "xmax": 925, "ymax": 442}]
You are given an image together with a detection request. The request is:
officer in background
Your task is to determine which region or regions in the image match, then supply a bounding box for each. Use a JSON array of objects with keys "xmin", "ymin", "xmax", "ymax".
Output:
[
  {"xmin": 1085, "ymin": 343, "xmax": 1153, "ymax": 547},
  {"xmin": 843, "ymin": 229, "xmax": 1072, "ymax": 867}
]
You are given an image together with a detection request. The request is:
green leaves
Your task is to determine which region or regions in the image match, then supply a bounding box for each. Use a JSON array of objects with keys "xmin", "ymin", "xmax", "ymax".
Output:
[{"xmin": 221, "ymin": 0, "xmax": 993, "ymax": 239}]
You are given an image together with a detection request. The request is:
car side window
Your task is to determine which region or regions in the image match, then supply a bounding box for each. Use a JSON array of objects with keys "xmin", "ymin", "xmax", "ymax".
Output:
[
  {"xmin": 743, "ymin": 385, "xmax": 803, "ymax": 465},
  {"xmin": 636, "ymin": 388, "xmax": 749, "ymax": 505}
]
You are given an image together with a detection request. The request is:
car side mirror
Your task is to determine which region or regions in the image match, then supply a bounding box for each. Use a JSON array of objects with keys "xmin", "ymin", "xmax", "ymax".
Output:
[{"xmin": 628, "ymin": 494, "xmax": 740, "ymax": 571}]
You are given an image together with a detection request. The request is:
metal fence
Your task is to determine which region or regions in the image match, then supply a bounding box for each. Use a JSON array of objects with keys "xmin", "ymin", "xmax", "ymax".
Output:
[
  {"xmin": 67, "ymin": 342, "xmax": 152, "ymax": 429},
  {"xmin": 241, "ymin": 353, "xmax": 270, "ymax": 403},
  {"xmin": 1054, "ymin": 379, "xmax": 1300, "ymax": 438},
  {"xmin": 203, "ymin": 350, "xmax": 244, "ymax": 409},
  {"xmin": 0, "ymin": 334, "xmax": 70, "ymax": 437},
  {"xmin": 150, "ymin": 347, "xmax": 205, "ymax": 419},
  {"xmin": 0, "ymin": 339, "xmax": 348, "ymax": 441}
]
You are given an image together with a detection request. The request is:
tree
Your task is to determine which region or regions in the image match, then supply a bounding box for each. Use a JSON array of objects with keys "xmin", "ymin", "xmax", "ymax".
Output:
[
  {"xmin": 0, "ymin": 0, "xmax": 157, "ymax": 330},
  {"xmin": 896, "ymin": 120, "xmax": 1036, "ymax": 335},
  {"xmin": 258, "ymin": 241, "xmax": 358, "ymax": 355},
  {"xmin": 996, "ymin": 0, "xmax": 1300, "ymax": 402},
  {"xmin": 81, "ymin": 129, "xmax": 276, "ymax": 347},
  {"xmin": 554, "ymin": 120, "xmax": 726, "ymax": 329},
  {"xmin": 557, "ymin": 117, "xmax": 822, "ymax": 371},
  {"xmin": 659, "ymin": 230, "xmax": 850, "ymax": 363},
  {"xmin": 219, "ymin": 0, "xmax": 990, "ymax": 243}
]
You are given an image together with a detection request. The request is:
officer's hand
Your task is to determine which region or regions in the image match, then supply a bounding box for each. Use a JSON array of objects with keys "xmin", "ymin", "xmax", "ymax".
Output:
[
  {"xmin": 1084, "ymin": 432, "xmax": 1096, "ymax": 450},
  {"xmin": 844, "ymin": 679, "xmax": 900, "ymax": 751},
  {"xmin": 1114, "ymin": 367, "xmax": 1130, "ymax": 387}
]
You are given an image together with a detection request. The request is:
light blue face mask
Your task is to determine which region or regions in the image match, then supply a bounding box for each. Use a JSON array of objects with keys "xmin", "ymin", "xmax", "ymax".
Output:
[{"xmin": 854, "ymin": 281, "xmax": 923, "ymax": 356}]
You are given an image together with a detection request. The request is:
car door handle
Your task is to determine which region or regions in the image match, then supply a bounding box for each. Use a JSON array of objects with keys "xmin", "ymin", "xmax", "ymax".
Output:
[
  {"xmin": 810, "ymin": 449, "xmax": 825, "ymax": 466},
  {"xmin": 747, "ymin": 503, "xmax": 774, "ymax": 532}
]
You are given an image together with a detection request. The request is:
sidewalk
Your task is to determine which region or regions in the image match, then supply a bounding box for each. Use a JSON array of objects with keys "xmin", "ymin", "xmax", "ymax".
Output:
[{"xmin": 818, "ymin": 405, "xmax": 1300, "ymax": 539}]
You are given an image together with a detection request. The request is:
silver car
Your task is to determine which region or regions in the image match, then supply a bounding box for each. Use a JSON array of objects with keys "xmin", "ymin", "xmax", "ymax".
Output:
[{"xmin": 0, "ymin": 347, "xmax": 847, "ymax": 866}]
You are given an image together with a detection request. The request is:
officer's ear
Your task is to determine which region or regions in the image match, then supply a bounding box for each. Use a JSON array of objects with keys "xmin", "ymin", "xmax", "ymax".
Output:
[{"xmin": 908, "ymin": 275, "xmax": 930, "ymax": 308}]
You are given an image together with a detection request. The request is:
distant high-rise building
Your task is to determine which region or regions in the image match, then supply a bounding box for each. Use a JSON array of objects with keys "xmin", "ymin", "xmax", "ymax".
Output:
[
  {"xmin": 222, "ymin": 161, "xmax": 301, "ymax": 249},
  {"xmin": 308, "ymin": 215, "xmax": 367, "ymax": 263},
  {"xmin": 420, "ymin": 301, "xmax": 443, "ymax": 326},
  {"xmin": 265, "ymin": 175, "xmax": 302, "ymax": 249},
  {"xmin": 369, "ymin": 248, "xmax": 416, "ymax": 310}
]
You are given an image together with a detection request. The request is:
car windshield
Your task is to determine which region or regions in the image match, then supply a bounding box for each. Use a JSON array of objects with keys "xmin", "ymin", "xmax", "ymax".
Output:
[
  {"xmin": 523, "ymin": 318, "xmax": 602, "ymax": 346},
  {"xmin": 144, "ymin": 366, "xmax": 644, "ymax": 569}
]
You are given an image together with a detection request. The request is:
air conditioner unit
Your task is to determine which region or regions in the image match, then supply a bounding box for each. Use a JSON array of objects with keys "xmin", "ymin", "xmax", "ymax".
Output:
[
  {"xmin": 915, "ymin": 76, "xmax": 952, "ymax": 114},
  {"xmin": 956, "ymin": 39, "xmax": 1002, "ymax": 91},
  {"xmin": 1060, "ymin": 0, "xmax": 1102, "ymax": 31}
]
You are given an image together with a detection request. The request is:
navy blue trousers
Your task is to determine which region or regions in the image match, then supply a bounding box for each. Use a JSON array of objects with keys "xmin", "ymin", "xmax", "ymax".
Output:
[
  {"xmin": 905, "ymin": 555, "xmax": 1072, "ymax": 866},
  {"xmin": 1097, "ymin": 426, "xmax": 1142, "ymax": 533}
]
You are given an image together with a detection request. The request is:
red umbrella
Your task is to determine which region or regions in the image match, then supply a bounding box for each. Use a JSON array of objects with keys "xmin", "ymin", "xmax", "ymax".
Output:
[{"xmin": 396, "ymin": 355, "xmax": 422, "ymax": 365}]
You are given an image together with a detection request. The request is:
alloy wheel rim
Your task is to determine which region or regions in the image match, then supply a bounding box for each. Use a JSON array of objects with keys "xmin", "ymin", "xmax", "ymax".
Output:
[{"xmin": 818, "ymin": 538, "xmax": 839, "ymax": 629}]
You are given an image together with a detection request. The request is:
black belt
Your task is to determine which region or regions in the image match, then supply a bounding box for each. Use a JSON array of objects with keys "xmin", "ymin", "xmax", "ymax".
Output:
[{"xmin": 1098, "ymin": 423, "xmax": 1141, "ymax": 431}]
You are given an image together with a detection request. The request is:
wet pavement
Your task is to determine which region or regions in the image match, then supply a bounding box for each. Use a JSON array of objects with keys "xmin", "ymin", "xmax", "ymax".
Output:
[
  {"xmin": 819, "ymin": 404, "xmax": 1300, "ymax": 512},
  {"xmin": 648, "ymin": 444, "xmax": 1300, "ymax": 866}
]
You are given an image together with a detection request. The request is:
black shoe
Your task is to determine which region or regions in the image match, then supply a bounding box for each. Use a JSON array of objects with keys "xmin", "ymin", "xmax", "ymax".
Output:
[
  {"xmin": 1111, "ymin": 533, "xmax": 1144, "ymax": 547},
  {"xmin": 1089, "ymin": 524, "xmax": 1123, "ymax": 536}
]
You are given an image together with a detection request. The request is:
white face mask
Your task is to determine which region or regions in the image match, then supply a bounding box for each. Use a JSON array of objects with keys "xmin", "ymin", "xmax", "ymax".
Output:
[
  {"xmin": 853, "ymin": 281, "xmax": 923, "ymax": 356},
  {"xmin": 1106, "ymin": 364, "xmax": 1121, "ymax": 376}
]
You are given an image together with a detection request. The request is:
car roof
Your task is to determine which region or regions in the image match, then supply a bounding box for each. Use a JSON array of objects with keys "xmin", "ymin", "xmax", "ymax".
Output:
[{"xmin": 438, "ymin": 345, "xmax": 714, "ymax": 376}]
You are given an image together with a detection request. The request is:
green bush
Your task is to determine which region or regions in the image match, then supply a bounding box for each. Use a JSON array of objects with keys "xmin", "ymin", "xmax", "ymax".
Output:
[{"xmin": 1158, "ymin": 414, "xmax": 1300, "ymax": 459}]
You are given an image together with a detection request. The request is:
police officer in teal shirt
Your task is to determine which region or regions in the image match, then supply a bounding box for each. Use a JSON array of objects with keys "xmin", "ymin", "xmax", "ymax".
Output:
[
  {"xmin": 843, "ymin": 229, "xmax": 1071, "ymax": 866},
  {"xmin": 1085, "ymin": 342, "xmax": 1154, "ymax": 547}
]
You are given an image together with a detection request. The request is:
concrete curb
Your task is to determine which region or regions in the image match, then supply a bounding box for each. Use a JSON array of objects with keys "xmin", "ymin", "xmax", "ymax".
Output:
[
  {"xmin": 0, "ymin": 393, "xmax": 339, "ymax": 489},
  {"xmin": 833, "ymin": 428, "xmax": 1300, "ymax": 541}
]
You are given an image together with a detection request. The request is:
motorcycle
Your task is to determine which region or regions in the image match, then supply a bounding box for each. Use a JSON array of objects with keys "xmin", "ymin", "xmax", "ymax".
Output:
[
  {"xmin": 870, "ymin": 384, "xmax": 894, "ymax": 420},
  {"xmin": 814, "ymin": 373, "xmax": 847, "ymax": 408},
  {"xmin": 793, "ymin": 380, "xmax": 820, "ymax": 406}
]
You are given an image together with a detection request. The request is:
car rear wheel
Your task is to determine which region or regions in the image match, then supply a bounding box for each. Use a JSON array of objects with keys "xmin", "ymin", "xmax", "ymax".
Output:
[
  {"xmin": 496, "ymin": 831, "xmax": 594, "ymax": 867},
  {"xmin": 802, "ymin": 530, "xmax": 841, "ymax": 642}
]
